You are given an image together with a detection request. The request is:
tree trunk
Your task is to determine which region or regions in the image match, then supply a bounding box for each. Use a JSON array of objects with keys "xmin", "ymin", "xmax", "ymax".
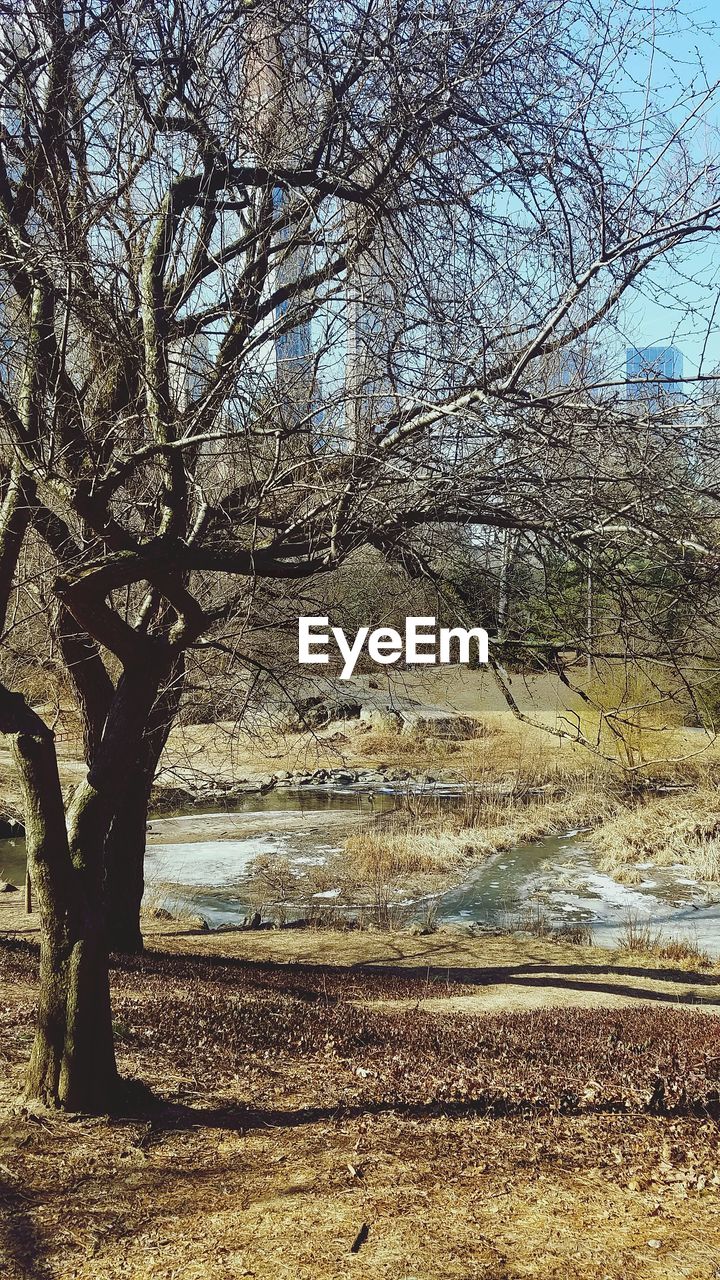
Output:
[
  {"xmin": 0, "ymin": 482, "xmax": 116, "ymax": 1110},
  {"xmin": 103, "ymin": 656, "xmax": 184, "ymax": 953},
  {"xmin": 3, "ymin": 661, "xmax": 171, "ymax": 1110},
  {"xmin": 104, "ymin": 772, "xmax": 151, "ymax": 954},
  {"xmin": 10, "ymin": 717, "xmax": 118, "ymax": 1111}
]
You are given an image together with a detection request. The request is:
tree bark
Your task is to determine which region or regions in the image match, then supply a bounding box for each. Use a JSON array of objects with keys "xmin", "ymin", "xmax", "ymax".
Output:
[
  {"xmin": 103, "ymin": 771, "xmax": 152, "ymax": 954},
  {"xmin": 0, "ymin": 470, "xmax": 33, "ymax": 630},
  {"xmin": 2, "ymin": 693, "xmax": 119, "ymax": 1111},
  {"xmin": 103, "ymin": 656, "xmax": 184, "ymax": 953},
  {"xmin": 52, "ymin": 603, "xmax": 114, "ymax": 767},
  {"xmin": 1, "ymin": 661, "xmax": 171, "ymax": 1111}
]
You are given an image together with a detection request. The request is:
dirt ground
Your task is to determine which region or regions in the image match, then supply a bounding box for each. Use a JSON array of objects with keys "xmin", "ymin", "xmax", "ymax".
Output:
[
  {"xmin": 2, "ymin": 1086, "xmax": 719, "ymax": 1280},
  {"xmin": 2, "ymin": 922, "xmax": 720, "ymax": 1280}
]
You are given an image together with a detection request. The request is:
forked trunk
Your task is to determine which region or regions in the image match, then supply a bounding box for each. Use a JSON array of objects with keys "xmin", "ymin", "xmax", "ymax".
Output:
[{"xmin": 1, "ymin": 661, "xmax": 170, "ymax": 1110}]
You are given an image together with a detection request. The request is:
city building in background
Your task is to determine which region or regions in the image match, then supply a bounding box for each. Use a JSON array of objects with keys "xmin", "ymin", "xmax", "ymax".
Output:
[
  {"xmin": 244, "ymin": 18, "xmax": 316, "ymax": 428},
  {"xmin": 272, "ymin": 185, "xmax": 314, "ymax": 412},
  {"xmin": 626, "ymin": 345, "xmax": 684, "ymax": 407},
  {"xmin": 169, "ymin": 334, "xmax": 210, "ymax": 413},
  {"xmin": 344, "ymin": 222, "xmax": 404, "ymax": 446}
]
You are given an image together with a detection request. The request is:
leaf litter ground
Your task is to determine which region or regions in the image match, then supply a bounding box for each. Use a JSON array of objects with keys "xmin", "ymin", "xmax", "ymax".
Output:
[{"xmin": 0, "ymin": 936, "xmax": 719, "ymax": 1279}]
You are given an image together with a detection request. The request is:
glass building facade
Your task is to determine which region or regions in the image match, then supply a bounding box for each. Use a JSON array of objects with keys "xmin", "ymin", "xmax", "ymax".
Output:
[{"xmin": 626, "ymin": 345, "xmax": 684, "ymax": 402}]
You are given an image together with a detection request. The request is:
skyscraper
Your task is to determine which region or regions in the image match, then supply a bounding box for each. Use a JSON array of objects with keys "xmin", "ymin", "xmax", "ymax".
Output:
[
  {"xmin": 626, "ymin": 345, "xmax": 684, "ymax": 406},
  {"xmin": 244, "ymin": 17, "xmax": 315, "ymax": 421},
  {"xmin": 272, "ymin": 185, "xmax": 313, "ymax": 407},
  {"xmin": 344, "ymin": 221, "xmax": 403, "ymax": 445}
]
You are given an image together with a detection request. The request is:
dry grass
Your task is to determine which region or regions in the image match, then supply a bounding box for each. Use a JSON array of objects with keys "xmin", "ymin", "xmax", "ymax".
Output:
[
  {"xmin": 345, "ymin": 670, "xmax": 720, "ymax": 790},
  {"xmin": 7, "ymin": 670, "xmax": 720, "ymax": 823},
  {"xmin": 140, "ymin": 870, "xmax": 212, "ymax": 932},
  {"xmin": 590, "ymin": 789, "xmax": 720, "ymax": 883},
  {"xmin": 343, "ymin": 826, "xmax": 468, "ymax": 877},
  {"xmin": 448, "ymin": 712, "xmax": 616, "ymax": 787},
  {"xmin": 322, "ymin": 787, "xmax": 620, "ymax": 927},
  {"xmin": 511, "ymin": 903, "xmax": 594, "ymax": 946},
  {"xmin": 342, "ymin": 787, "xmax": 617, "ymax": 885},
  {"xmin": 126, "ymin": 776, "xmax": 617, "ymax": 947},
  {"xmin": 350, "ymin": 684, "xmax": 720, "ymax": 788},
  {"xmin": 617, "ymin": 914, "xmax": 713, "ymax": 969},
  {"xmin": 354, "ymin": 724, "xmax": 466, "ymax": 762},
  {"xmin": 575, "ymin": 663, "xmax": 686, "ymax": 769}
]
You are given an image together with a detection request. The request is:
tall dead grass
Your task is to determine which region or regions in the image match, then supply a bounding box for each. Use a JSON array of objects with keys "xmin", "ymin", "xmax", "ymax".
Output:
[
  {"xmin": 340, "ymin": 786, "xmax": 618, "ymax": 895},
  {"xmin": 353, "ymin": 711, "xmax": 617, "ymax": 786},
  {"xmin": 616, "ymin": 914, "xmax": 713, "ymax": 968},
  {"xmin": 354, "ymin": 705, "xmax": 720, "ymax": 791},
  {"xmin": 576, "ymin": 662, "xmax": 685, "ymax": 768},
  {"xmin": 355, "ymin": 725, "xmax": 463, "ymax": 763},
  {"xmin": 590, "ymin": 789, "xmax": 720, "ymax": 882}
]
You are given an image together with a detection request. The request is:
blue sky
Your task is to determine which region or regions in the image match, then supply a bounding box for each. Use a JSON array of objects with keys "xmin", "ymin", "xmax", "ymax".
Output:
[{"xmin": 618, "ymin": 1, "xmax": 720, "ymax": 382}]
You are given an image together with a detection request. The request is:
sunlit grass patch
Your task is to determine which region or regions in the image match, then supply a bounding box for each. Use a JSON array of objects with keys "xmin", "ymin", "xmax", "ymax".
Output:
[{"xmin": 590, "ymin": 790, "xmax": 720, "ymax": 884}]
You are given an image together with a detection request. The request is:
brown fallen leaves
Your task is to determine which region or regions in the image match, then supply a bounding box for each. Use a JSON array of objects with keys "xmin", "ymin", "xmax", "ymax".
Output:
[{"xmin": 3, "ymin": 938, "xmax": 719, "ymax": 1120}]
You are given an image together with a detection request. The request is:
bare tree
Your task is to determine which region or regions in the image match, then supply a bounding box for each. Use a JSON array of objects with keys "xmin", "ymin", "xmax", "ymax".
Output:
[{"xmin": 1, "ymin": 0, "xmax": 720, "ymax": 1109}]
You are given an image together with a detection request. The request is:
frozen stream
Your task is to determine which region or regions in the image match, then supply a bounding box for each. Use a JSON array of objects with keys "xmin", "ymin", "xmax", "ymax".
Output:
[
  {"xmin": 440, "ymin": 831, "xmax": 720, "ymax": 955},
  {"xmin": 2, "ymin": 788, "xmax": 720, "ymax": 953}
]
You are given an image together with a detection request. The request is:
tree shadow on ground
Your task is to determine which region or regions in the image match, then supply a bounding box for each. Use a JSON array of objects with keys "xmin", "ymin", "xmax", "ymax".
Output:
[
  {"xmin": 0, "ymin": 1177, "xmax": 54, "ymax": 1280},
  {"xmin": 139, "ymin": 1091, "xmax": 720, "ymax": 1137},
  {"xmin": 4, "ymin": 935, "xmax": 720, "ymax": 1012},
  {"xmin": 110, "ymin": 944, "xmax": 720, "ymax": 1009}
]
